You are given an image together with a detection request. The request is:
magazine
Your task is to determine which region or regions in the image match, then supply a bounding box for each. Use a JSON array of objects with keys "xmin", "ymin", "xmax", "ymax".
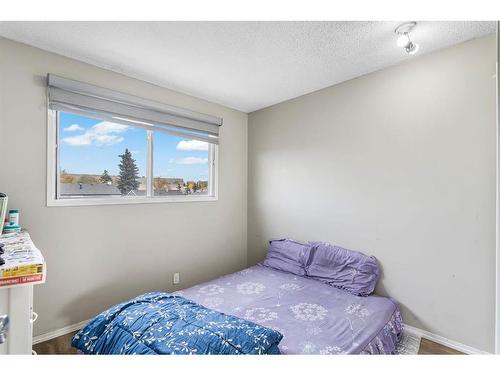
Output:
[{"xmin": 0, "ymin": 231, "xmax": 46, "ymax": 287}]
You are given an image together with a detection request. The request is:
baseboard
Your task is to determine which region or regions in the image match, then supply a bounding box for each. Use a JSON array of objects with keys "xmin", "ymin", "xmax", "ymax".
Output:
[
  {"xmin": 403, "ymin": 324, "xmax": 490, "ymax": 355},
  {"xmin": 32, "ymin": 319, "xmax": 491, "ymax": 354},
  {"xmin": 33, "ymin": 319, "xmax": 89, "ymax": 345}
]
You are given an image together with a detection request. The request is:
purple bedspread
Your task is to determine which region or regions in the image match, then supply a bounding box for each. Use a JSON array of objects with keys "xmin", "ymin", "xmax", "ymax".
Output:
[{"xmin": 178, "ymin": 265, "xmax": 402, "ymax": 354}]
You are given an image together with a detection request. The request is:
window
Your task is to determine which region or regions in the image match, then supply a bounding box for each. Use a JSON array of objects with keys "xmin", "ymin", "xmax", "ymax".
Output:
[
  {"xmin": 47, "ymin": 75, "xmax": 220, "ymax": 206},
  {"xmin": 153, "ymin": 132, "xmax": 212, "ymax": 197},
  {"xmin": 58, "ymin": 112, "xmax": 148, "ymax": 199}
]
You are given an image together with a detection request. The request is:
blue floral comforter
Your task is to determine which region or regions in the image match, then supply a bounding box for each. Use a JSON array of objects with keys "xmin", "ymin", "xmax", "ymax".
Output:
[{"xmin": 72, "ymin": 292, "xmax": 283, "ymax": 355}]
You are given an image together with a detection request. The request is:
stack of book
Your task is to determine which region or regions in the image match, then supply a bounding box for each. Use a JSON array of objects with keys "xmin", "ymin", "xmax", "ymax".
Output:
[{"xmin": 0, "ymin": 231, "xmax": 46, "ymax": 287}]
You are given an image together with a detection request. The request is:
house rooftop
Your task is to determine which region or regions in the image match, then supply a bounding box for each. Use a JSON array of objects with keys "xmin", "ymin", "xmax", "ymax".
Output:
[{"xmin": 60, "ymin": 183, "xmax": 122, "ymax": 196}]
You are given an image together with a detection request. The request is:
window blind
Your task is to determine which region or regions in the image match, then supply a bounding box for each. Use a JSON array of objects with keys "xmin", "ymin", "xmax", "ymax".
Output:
[{"xmin": 47, "ymin": 74, "xmax": 222, "ymax": 144}]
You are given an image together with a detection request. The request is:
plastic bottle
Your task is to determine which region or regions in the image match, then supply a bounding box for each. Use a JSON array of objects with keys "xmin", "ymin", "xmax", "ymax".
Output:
[{"xmin": 8, "ymin": 209, "xmax": 19, "ymax": 225}]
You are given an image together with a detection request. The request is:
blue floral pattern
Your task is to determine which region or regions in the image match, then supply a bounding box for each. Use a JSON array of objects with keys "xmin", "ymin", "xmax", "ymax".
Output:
[{"xmin": 72, "ymin": 292, "xmax": 283, "ymax": 355}]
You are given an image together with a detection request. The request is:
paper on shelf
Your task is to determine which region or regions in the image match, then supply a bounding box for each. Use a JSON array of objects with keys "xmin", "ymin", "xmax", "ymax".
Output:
[{"xmin": 0, "ymin": 231, "xmax": 46, "ymax": 287}]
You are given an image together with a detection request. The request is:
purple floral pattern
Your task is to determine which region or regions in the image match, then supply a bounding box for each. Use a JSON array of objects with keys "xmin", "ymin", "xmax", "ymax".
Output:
[{"xmin": 181, "ymin": 264, "xmax": 402, "ymax": 354}]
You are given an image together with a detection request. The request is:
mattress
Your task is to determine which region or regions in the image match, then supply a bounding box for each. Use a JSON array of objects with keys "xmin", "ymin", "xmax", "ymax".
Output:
[{"xmin": 178, "ymin": 264, "xmax": 402, "ymax": 354}]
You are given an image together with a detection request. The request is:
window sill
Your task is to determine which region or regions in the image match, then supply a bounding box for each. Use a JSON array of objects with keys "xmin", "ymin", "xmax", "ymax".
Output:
[{"xmin": 46, "ymin": 195, "xmax": 218, "ymax": 207}]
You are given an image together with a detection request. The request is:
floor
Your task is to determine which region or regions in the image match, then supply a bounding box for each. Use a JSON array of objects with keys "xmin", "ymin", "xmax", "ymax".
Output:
[
  {"xmin": 33, "ymin": 332, "xmax": 78, "ymax": 355},
  {"xmin": 418, "ymin": 338, "xmax": 463, "ymax": 355},
  {"xmin": 32, "ymin": 332, "xmax": 463, "ymax": 355}
]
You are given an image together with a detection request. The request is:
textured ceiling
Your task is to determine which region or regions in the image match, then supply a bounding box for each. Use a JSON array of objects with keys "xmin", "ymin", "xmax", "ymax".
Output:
[{"xmin": 0, "ymin": 21, "xmax": 495, "ymax": 112}]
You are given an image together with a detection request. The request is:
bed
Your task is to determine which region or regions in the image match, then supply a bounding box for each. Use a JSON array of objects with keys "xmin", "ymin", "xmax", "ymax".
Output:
[
  {"xmin": 72, "ymin": 240, "xmax": 403, "ymax": 355},
  {"xmin": 177, "ymin": 264, "xmax": 402, "ymax": 354}
]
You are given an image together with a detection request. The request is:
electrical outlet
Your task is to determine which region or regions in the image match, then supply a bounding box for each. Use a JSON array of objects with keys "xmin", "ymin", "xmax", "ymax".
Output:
[{"xmin": 173, "ymin": 272, "xmax": 180, "ymax": 285}]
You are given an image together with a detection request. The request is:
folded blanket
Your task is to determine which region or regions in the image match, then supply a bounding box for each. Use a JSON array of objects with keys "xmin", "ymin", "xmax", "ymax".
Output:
[{"xmin": 72, "ymin": 292, "xmax": 283, "ymax": 355}]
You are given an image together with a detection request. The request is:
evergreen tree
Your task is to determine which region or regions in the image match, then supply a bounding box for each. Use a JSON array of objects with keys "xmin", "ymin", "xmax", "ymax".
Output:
[
  {"xmin": 100, "ymin": 169, "xmax": 113, "ymax": 184},
  {"xmin": 117, "ymin": 148, "xmax": 140, "ymax": 195}
]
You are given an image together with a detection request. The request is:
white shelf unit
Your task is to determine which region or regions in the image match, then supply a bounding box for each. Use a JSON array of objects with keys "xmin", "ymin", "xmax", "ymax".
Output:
[
  {"xmin": 0, "ymin": 284, "xmax": 35, "ymax": 354},
  {"xmin": 0, "ymin": 231, "xmax": 45, "ymax": 355}
]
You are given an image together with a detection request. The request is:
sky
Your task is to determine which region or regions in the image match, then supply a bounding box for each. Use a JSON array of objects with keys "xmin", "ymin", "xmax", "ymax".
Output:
[{"xmin": 59, "ymin": 112, "xmax": 209, "ymax": 181}]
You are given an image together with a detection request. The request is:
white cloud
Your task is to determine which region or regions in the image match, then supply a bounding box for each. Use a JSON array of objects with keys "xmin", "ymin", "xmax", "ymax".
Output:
[
  {"xmin": 63, "ymin": 124, "xmax": 84, "ymax": 132},
  {"xmin": 176, "ymin": 139, "xmax": 208, "ymax": 151},
  {"xmin": 175, "ymin": 156, "xmax": 208, "ymax": 165},
  {"xmin": 62, "ymin": 121, "xmax": 129, "ymax": 146},
  {"xmin": 92, "ymin": 122, "xmax": 129, "ymax": 135}
]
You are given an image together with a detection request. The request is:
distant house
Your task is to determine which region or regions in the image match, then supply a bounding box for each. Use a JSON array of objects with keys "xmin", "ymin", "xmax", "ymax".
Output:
[
  {"xmin": 153, "ymin": 177, "xmax": 185, "ymax": 191},
  {"xmin": 166, "ymin": 183, "xmax": 181, "ymax": 191},
  {"xmin": 60, "ymin": 182, "xmax": 192, "ymax": 198},
  {"xmin": 60, "ymin": 183, "xmax": 122, "ymax": 197},
  {"xmin": 154, "ymin": 189, "xmax": 184, "ymax": 196},
  {"xmin": 138, "ymin": 177, "xmax": 147, "ymax": 191}
]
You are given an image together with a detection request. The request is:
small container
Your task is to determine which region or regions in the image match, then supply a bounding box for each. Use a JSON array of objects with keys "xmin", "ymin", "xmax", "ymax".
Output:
[
  {"xmin": 8, "ymin": 209, "xmax": 19, "ymax": 226},
  {"xmin": 2, "ymin": 223, "xmax": 21, "ymax": 234}
]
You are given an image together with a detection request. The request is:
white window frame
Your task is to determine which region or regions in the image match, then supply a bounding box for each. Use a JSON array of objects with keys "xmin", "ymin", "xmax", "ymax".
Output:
[{"xmin": 46, "ymin": 109, "xmax": 218, "ymax": 207}]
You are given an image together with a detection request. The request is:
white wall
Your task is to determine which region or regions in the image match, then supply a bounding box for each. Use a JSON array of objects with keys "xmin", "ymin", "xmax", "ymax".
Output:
[
  {"xmin": 0, "ymin": 37, "xmax": 248, "ymax": 336},
  {"xmin": 496, "ymin": 23, "xmax": 500, "ymax": 355},
  {"xmin": 248, "ymin": 35, "xmax": 497, "ymax": 352}
]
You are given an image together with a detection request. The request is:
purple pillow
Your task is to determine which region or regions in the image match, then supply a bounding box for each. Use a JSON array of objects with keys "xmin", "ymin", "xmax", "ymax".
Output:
[
  {"xmin": 262, "ymin": 239, "xmax": 312, "ymax": 276},
  {"xmin": 306, "ymin": 242, "xmax": 380, "ymax": 296}
]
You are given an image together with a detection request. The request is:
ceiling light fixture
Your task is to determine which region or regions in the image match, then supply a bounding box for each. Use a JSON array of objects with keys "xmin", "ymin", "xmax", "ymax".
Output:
[{"xmin": 395, "ymin": 22, "xmax": 419, "ymax": 55}]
